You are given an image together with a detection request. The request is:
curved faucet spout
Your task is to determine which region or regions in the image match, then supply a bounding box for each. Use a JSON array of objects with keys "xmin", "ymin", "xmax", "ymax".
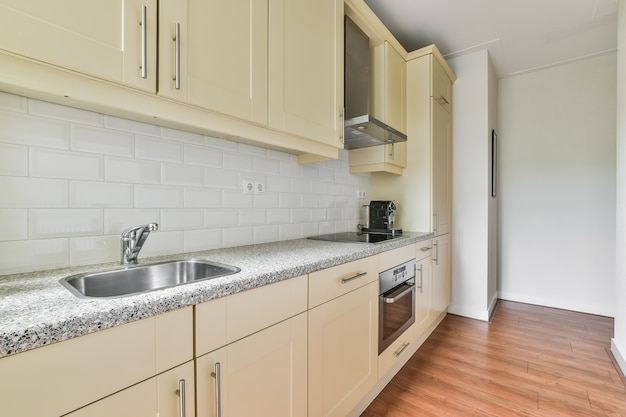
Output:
[{"xmin": 121, "ymin": 223, "xmax": 159, "ymax": 265}]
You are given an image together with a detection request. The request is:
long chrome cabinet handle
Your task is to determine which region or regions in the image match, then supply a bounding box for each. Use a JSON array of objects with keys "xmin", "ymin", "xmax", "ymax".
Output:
[
  {"xmin": 140, "ymin": 5, "xmax": 147, "ymax": 79},
  {"xmin": 433, "ymin": 241, "xmax": 439, "ymax": 266},
  {"xmin": 395, "ymin": 342, "xmax": 410, "ymax": 358},
  {"xmin": 211, "ymin": 363, "xmax": 222, "ymax": 417},
  {"xmin": 420, "ymin": 246, "xmax": 432, "ymax": 252},
  {"xmin": 174, "ymin": 22, "xmax": 181, "ymax": 90},
  {"xmin": 341, "ymin": 271, "xmax": 367, "ymax": 284},
  {"xmin": 176, "ymin": 379, "xmax": 186, "ymax": 417},
  {"xmin": 417, "ymin": 265, "xmax": 423, "ymax": 293}
]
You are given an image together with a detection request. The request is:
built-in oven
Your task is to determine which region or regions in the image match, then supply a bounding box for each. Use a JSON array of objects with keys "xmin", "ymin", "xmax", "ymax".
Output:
[{"xmin": 378, "ymin": 258, "xmax": 416, "ymax": 354}]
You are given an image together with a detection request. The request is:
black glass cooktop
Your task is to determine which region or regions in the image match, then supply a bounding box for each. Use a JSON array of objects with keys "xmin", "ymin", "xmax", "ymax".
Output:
[{"xmin": 308, "ymin": 232, "xmax": 405, "ymax": 244}]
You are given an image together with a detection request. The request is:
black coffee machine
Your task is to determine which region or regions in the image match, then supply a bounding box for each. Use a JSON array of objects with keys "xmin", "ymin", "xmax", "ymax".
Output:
[{"xmin": 361, "ymin": 200, "xmax": 402, "ymax": 236}]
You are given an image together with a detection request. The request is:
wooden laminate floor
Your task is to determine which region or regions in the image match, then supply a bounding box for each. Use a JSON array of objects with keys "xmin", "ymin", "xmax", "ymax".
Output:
[{"xmin": 361, "ymin": 300, "xmax": 626, "ymax": 417}]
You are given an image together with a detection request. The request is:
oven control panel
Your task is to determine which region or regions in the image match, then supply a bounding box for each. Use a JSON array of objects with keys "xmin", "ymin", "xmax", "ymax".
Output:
[{"xmin": 379, "ymin": 258, "xmax": 416, "ymax": 294}]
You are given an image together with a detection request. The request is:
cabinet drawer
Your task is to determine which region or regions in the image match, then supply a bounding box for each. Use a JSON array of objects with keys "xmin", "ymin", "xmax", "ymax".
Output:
[
  {"xmin": 0, "ymin": 307, "xmax": 192, "ymax": 417},
  {"xmin": 379, "ymin": 244, "xmax": 416, "ymax": 273},
  {"xmin": 308, "ymin": 255, "xmax": 378, "ymax": 308},
  {"xmin": 378, "ymin": 322, "xmax": 415, "ymax": 379},
  {"xmin": 195, "ymin": 275, "xmax": 308, "ymax": 357},
  {"xmin": 415, "ymin": 239, "xmax": 434, "ymax": 262}
]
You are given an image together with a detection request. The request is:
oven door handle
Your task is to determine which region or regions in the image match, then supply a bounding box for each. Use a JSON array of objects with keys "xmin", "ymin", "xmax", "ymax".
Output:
[{"xmin": 383, "ymin": 283, "xmax": 415, "ymax": 304}]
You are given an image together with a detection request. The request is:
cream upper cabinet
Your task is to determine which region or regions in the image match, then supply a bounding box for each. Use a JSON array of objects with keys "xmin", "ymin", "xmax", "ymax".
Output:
[
  {"xmin": 0, "ymin": 0, "xmax": 157, "ymax": 93},
  {"xmin": 268, "ymin": 0, "xmax": 343, "ymax": 148},
  {"xmin": 349, "ymin": 41, "xmax": 407, "ymax": 175},
  {"xmin": 159, "ymin": 0, "xmax": 269, "ymax": 125}
]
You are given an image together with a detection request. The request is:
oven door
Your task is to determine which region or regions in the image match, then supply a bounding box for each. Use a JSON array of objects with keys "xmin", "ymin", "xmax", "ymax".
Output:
[{"xmin": 378, "ymin": 278, "xmax": 416, "ymax": 354}]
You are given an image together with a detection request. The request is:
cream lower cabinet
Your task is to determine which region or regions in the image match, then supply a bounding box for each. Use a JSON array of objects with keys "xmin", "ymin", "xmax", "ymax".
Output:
[
  {"xmin": 308, "ymin": 255, "xmax": 379, "ymax": 417},
  {"xmin": 196, "ymin": 313, "xmax": 308, "ymax": 417},
  {"xmin": 0, "ymin": 0, "xmax": 157, "ymax": 92},
  {"xmin": 65, "ymin": 361, "xmax": 195, "ymax": 417},
  {"xmin": 0, "ymin": 306, "xmax": 193, "ymax": 417}
]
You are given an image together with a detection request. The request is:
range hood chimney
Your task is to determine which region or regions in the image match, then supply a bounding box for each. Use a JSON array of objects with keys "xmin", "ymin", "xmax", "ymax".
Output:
[{"xmin": 344, "ymin": 16, "xmax": 407, "ymax": 150}]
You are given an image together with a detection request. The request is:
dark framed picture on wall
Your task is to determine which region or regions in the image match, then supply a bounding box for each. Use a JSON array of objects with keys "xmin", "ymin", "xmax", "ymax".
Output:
[{"xmin": 491, "ymin": 129, "xmax": 497, "ymax": 197}]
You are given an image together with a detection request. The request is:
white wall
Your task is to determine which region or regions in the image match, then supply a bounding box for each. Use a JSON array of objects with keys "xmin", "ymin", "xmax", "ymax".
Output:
[
  {"xmin": 612, "ymin": 0, "xmax": 626, "ymax": 373},
  {"xmin": 0, "ymin": 92, "xmax": 370, "ymax": 276},
  {"xmin": 446, "ymin": 49, "xmax": 498, "ymax": 321},
  {"xmin": 498, "ymin": 53, "xmax": 617, "ymax": 316}
]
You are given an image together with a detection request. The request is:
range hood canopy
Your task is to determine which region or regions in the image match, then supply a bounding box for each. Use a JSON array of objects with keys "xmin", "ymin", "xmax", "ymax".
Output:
[{"xmin": 344, "ymin": 16, "xmax": 407, "ymax": 150}]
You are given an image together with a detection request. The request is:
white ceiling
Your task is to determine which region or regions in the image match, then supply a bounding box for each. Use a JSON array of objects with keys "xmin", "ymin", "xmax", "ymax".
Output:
[{"xmin": 363, "ymin": 0, "xmax": 619, "ymax": 78}]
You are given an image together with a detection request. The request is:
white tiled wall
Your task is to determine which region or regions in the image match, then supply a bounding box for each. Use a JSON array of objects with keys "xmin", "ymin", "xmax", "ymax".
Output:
[{"xmin": 0, "ymin": 92, "xmax": 371, "ymax": 275}]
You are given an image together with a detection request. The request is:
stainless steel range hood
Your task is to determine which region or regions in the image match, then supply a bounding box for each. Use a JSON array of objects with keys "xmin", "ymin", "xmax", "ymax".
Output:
[{"xmin": 344, "ymin": 16, "xmax": 407, "ymax": 150}]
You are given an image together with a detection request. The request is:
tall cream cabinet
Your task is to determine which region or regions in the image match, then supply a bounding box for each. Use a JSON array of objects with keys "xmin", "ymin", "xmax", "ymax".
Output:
[
  {"xmin": 0, "ymin": 0, "xmax": 157, "ymax": 93},
  {"xmin": 0, "ymin": 0, "xmax": 343, "ymax": 161}
]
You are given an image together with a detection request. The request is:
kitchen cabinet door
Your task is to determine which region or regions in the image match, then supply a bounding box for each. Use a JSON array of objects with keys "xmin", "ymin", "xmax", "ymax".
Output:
[
  {"xmin": 415, "ymin": 256, "xmax": 433, "ymax": 330},
  {"xmin": 432, "ymin": 97, "xmax": 451, "ymax": 235},
  {"xmin": 157, "ymin": 361, "xmax": 195, "ymax": 417},
  {"xmin": 196, "ymin": 312, "xmax": 308, "ymax": 417},
  {"xmin": 308, "ymin": 281, "xmax": 378, "ymax": 417},
  {"xmin": 432, "ymin": 233, "xmax": 451, "ymax": 317},
  {"xmin": 181, "ymin": 0, "xmax": 268, "ymax": 125},
  {"xmin": 0, "ymin": 0, "xmax": 157, "ymax": 93},
  {"xmin": 268, "ymin": 0, "xmax": 343, "ymax": 148}
]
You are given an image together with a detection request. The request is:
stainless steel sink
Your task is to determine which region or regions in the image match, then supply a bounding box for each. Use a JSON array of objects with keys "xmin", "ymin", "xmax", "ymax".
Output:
[{"xmin": 60, "ymin": 259, "xmax": 240, "ymax": 299}]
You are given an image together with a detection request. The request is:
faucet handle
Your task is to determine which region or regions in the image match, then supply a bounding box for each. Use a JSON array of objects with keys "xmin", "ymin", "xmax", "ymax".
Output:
[{"xmin": 122, "ymin": 222, "xmax": 159, "ymax": 239}]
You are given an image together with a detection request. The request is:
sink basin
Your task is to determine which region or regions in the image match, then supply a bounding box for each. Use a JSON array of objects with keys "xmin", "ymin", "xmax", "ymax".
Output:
[{"xmin": 60, "ymin": 259, "xmax": 240, "ymax": 299}]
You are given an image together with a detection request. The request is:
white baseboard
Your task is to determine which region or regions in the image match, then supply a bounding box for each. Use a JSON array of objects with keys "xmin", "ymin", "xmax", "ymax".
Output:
[{"xmin": 611, "ymin": 338, "xmax": 626, "ymax": 375}]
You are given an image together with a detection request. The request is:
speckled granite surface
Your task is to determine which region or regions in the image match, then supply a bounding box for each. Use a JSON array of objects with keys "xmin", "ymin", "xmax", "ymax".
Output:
[{"xmin": 0, "ymin": 233, "xmax": 432, "ymax": 358}]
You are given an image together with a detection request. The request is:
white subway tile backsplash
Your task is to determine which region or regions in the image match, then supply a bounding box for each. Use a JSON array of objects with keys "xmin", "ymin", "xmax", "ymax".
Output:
[
  {"xmin": 0, "ymin": 177, "xmax": 68, "ymax": 208},
  {"xmin": 105, "ymin": 157, "xmax": 160, "ymax": 184},
  {"xmin": 134, "ymin": 185, "xmax": 183, "ymax": 208},
  {"xmin": 71, "ymin": 124, "xmax": 134, "ymax": 157},
  {"xmin": 222, "ymin": 190, "xmax": 253, "ymax": 209},
  {"xmin": 205, "ymin": 167, "xmax": 239, "ymax": 189},
  {"xmin": 69, "ymin": 235, "xmax": 119, "ymax": 266},
  {"xmin": 30, "ymin": 148, "xmax": 103, "ymax": 180},
  {"xmin": 104, "ymin": 115, "xmax": 160, "ymax": 136},
  {"xmin": 184, "ymin": 229, "xmax": 222, "ymax": 252},
  {"xmin": 0, "ymin": 111, "xmax": 69, "ymax": 149},
  {"xmin": 0, "ymin": 94, "xmax": 372, "ymax": 275},
  {"xmin": 184, "ymin": 144, "xmax": 221, "ymax": 167},
  {"xmin": 0, "ymin": 209, "xmax": 27, "ymax": 241},
  {"xmin": 278, "ymin": 224, "xmax": 302, "ymax": 241},
  {"xmin": 162, "ymin": 163, "xmax": 204, "ymax": 187},
  {"xmin": 104, "ymin": 209, "xmax": 161, "ymax": 234},
  {"xmin": 0, "ymin": 92, "xmax": 27, "ymax": 112},
  {"xmin": 223, "ymin": 152, "xmax": 253, "ymax": 171},
  {"xmin": 253, "ymin": 225, "xmax": 279, "ymax": 244},
  {"xmin": 239, "ymin": 209, "xmax": 267, "ymax": 226},
  {"xmin": 136, "ymin": 136, "xmax": 184, "ymax": 163},
  {"xmin": 222, "ymin": 227, "xmax": 253, "ymax": 248},
  {"xmin": 0, "ymin": 239, "xmax": 69, "ymax": 275},
  {"xmin": 70, "ymin": 181, "xmax": 133, "ymax": 208},
  {"xmin": 30, "ymin": 209, "xmax": 102, "ymax": 238},
  {"xmin": 161, "ymin": 209, "xmax": 204, "ymax": 230},
  {"xmin": 205, "ymin": 210, "xmax": 238, "ymax": 228},
  {"xmin": 29, "ymin": 99, "xmax": 103, "ymax": 125},
  {"xmin": 267, "ymin": 209, "xmax": 290, "ymax": 225},
  {"xmin": 161, "ymin": 127, "xmax": 203, "ymax": 144},
  {"xmin": 0, "ymin": 143, "xmax": 28, "ymax": 176},
  {"xmin": 184, "ymin": 188, "xmax": 222, "ymax": 208}
]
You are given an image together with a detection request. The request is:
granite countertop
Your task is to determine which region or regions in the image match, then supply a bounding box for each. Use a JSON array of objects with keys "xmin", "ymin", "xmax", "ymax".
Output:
[{"xmin": 0, "ymin": 232, "xmax": 433, "ymax": 358}]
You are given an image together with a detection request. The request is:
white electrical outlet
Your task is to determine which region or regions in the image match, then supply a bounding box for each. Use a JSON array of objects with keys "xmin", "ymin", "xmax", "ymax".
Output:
[
  {"xmin": 357, "ymin": 190, "xmax": 367, "ymax": 199},
  {"xmin": 242, "ymin": 179, "xmax": 254, "ymax": 194},
  {"xmin": 254, "ymin": 180, "xmax": 266, "ymax": 194}
]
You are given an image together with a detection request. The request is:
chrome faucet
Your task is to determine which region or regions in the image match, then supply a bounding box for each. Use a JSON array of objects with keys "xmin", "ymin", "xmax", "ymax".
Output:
[{"xmin": 120, "ymin": 223, "xmax": 159, "ymax": 265}]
